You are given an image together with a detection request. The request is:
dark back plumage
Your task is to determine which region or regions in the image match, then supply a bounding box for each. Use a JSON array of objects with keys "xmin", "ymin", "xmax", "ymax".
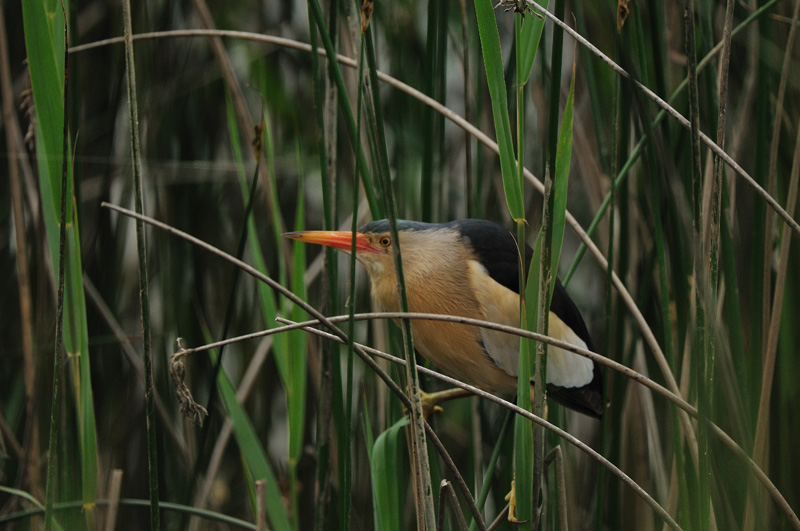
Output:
[{"xmin": 453, "ymin": 220, "xmax": 596, "ymax": 349}]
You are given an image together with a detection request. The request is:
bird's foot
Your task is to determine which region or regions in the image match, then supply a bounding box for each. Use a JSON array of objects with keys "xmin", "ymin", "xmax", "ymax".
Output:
[
  {"xmin": 504, "ymin": 479, "xmax": 528, "ymax": 524},
  {"xmin": 420, "ymin": 390, "xmax": 444, "ymax": 419},
  {"xmin": 405, "ymin": 388, "xmax": 472, "ymax": 419}
]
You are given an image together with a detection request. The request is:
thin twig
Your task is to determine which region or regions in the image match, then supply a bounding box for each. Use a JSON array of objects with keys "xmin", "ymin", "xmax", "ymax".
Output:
[
  {"xmin": 446, "ymin": 481, "xmax": 469, "ymax": 531},
  {"xmin": 437, "ymin": 480, "xmax": 449, "ymax": 531},
  {"xmin": 439, "ymin": 480, "xmax": 469, "ymax": 531},
  {"xmin": 0, "ymin": 413, "xmax": 22, "ymax": 458},
  {"xmin": 487, "ymin": 504, "xmax": 510, "ymax": 531},
  {"xmin": 279, "ymin": 312, "xmax": 695, "ymax": 415},
  {"xmin": 120, "ymin": 0, "xmax": 159, "ymax": 527},
  {"xmin": 2, "ymin": 498, "xmax": 258, "ymax": 530},
  {"xmin": 543, "ymin": 447, "xmax": 568, "ymax": 531},
  {"xmin": 255, "ymin": 480, "xmax": 266, "ymax": 531}
]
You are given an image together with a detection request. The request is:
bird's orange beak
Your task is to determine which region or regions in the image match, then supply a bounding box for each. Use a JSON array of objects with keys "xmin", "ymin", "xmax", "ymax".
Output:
[{"xmin": 283, "ymin": 230, "xmax": 382, "ymax": 254}]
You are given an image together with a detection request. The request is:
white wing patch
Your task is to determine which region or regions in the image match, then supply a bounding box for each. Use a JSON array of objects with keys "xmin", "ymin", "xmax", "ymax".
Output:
[
  {"xmin": 468, "ymin": 260, "xmax": 595, "ymax": 389},
  {"xmin": 544, "ymin": 316, "xmax": 595, "ymax": 388}
]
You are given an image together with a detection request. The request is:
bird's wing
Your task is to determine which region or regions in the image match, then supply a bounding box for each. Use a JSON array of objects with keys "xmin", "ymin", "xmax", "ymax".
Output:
[
  {"xmin": 466, "ymin": 259, "xmax": 521, "ymax": 379},
  {"xmin": 468, "ymin": 260, "xmax": 594, "ymax": 388},
  {"xmin": 454, "ymin": 219, "xmax": 596, "ymax": 349},
  {"xmin": 457, "ymin": 220, "xmax": 597, "ymax": 389}
]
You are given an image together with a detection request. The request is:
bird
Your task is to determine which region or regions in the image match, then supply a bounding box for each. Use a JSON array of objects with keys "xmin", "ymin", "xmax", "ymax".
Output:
[{"xmin": 284, "ymin": 219, "xmax": 603, "ymax": 419}]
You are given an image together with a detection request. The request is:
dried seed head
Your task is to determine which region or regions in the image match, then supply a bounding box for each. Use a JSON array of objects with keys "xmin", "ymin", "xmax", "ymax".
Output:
[{"xmin": 169, "ymin": 338, "xmax": 208, "ymax": 426}]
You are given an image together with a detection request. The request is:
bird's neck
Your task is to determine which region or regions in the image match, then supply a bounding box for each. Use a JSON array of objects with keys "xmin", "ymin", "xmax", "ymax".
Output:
[{"xmin": 369, "ymin": 249, "xmax": 479, "ymax": 318}]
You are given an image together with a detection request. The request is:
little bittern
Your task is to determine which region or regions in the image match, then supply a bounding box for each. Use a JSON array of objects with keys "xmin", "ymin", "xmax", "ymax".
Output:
[{"xmin": 285, "ymin": 219, "xmax": 603, "ymax": 418}]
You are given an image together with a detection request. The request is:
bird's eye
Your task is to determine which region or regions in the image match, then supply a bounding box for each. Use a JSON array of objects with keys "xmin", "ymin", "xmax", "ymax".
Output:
[{"xmin": 379, "ymin": 236, "xmax": 391, "ymax": 247}]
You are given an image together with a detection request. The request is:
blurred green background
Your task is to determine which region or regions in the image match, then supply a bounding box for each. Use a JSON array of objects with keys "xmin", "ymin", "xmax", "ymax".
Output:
[{"xmin": 2, "ymin": 0, "xmax": 800, "ymax": 529}]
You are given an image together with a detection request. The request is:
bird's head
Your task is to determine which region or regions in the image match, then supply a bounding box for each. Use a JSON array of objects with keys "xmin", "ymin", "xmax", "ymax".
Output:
[{"xmin": 284, "ymin": 219, "xmax": 464, "ymax": 282}]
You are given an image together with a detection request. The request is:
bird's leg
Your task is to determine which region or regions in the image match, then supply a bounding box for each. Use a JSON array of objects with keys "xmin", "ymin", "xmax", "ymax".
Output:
[
  {"xmin": 506, "ymin": 401, "xmax": 549, "ymax": 523},
  {"xmin": 409, "ymin": 388, "xmax": 473, "ymax": 419},
  {"xmin": 505, "ymin": 479, "xmax": 524, "ymax": 524}
]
